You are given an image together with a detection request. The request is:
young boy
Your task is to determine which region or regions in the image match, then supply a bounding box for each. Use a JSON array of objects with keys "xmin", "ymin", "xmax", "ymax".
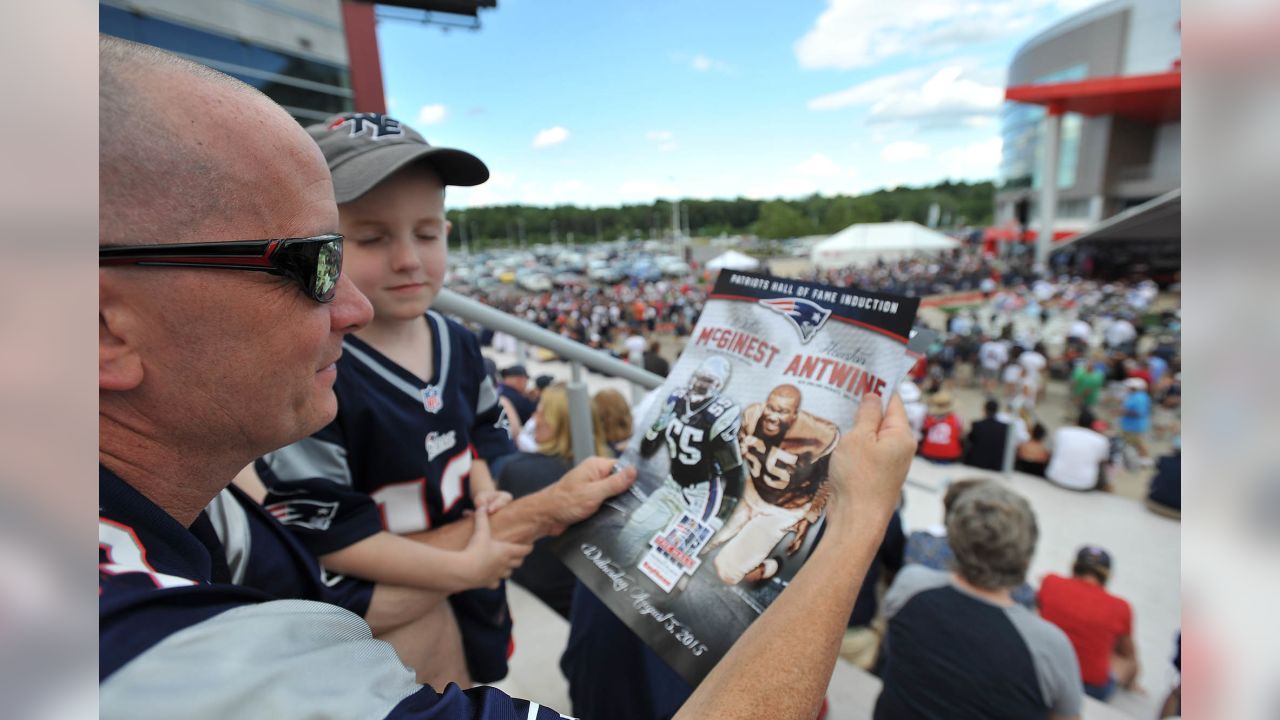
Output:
[{"xmin": 256, "ymin": 112, "xmax": 528, "ymax": 688}]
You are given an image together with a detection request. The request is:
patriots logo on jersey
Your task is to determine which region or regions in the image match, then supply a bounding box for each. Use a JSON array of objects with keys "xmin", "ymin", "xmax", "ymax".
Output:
[
  {"xmin": 328, "ymin": 112, "xmax": 403, "ymax": 140},
  {"xmin": 758, "ymin": 297, "xmax": 832, "ymax": 343},
  {"xmin": 265, "ymin": 499, "xmax": 340, "ymax": 531}
]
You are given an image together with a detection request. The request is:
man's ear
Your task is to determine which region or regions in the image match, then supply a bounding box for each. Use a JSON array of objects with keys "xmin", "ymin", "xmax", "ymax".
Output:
[
  {"xmin": 100, "ymin": 275, "xmax": 144, "ymax": 391},
  {"xmin": 444, "ymin": 219, "xmax": 453, "ymax": 238}
]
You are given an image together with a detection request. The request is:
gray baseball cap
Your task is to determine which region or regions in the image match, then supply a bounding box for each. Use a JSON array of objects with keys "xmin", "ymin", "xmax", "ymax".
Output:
[{"xmin": 307, "ymin": 112, "xmax": 489, "ymax": 203}]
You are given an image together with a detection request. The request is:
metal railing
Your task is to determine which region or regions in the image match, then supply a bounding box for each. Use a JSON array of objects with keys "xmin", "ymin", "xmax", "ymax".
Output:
[{"xmin": 433, "ymin": 288, "xmax": 666, "ymax": 463}]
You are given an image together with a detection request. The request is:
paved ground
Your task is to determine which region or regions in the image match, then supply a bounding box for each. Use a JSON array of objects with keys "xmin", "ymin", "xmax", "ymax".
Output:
[{"xmin": 485, "ymin": 346, "xmax": 1180, "ymax": 719}]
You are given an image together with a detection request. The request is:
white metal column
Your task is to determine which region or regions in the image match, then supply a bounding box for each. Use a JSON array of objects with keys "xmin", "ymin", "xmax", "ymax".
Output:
[{"xmin": 1036, "ymin": 104, "xmax": 1063, "ymax": 274}]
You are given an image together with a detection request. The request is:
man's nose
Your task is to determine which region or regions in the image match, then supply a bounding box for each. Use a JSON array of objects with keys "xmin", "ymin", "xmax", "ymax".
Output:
[{"xmin": 331, "ymin": 272, "xmax": 373, "ymax": 333}]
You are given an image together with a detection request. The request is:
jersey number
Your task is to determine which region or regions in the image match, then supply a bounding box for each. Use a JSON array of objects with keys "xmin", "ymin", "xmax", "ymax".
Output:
[
  {"xmin": 665, "ymin": 418, "xmax": 705, "ymax": 465},
  {"xmin": 742, "ymin": 436, "xmax": 798, "ymax": 490},
  {"xmin": 99, "ymin": 520, "xmax": 195, "ymax": 589},
  {"xmin": 370, "ymin": 451, "xmax": 471, "ymax": 534}
]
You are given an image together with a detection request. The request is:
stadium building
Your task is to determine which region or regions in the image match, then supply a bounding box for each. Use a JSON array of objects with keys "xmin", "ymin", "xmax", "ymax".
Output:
[
  {"xmin": 100, "ymin": 0, "xmax": 494, "ymax": 123},
  {"xmin": 992, "ymin": 0, "xmax": 1181, "ymax": 279}
]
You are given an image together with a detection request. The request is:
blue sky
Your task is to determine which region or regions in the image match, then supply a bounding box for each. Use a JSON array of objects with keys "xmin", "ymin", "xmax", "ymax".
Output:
[{"xmin": 377, "ymin": 0, "xmax": 1102, "ymax": 208}]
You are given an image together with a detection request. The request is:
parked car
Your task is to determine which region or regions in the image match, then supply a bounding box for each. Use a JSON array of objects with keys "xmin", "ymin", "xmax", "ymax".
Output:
[
  {"xmin": 587, "ymin": 259, "xmax": 625, "ymax": 284},
  {"xmin": 516, "ymin": 271, "xmax": 552, "ymax": 293},
  {"xmin": 655, "ymin": 256, "xmax": 692, "ymax": 277},
  {"xmin": 626, "ymin": 258, "xmax": 663, "ymax": 283},
  {"xmin": 552, "ymin": 271, "xmax": 588, "ymax": 289}
]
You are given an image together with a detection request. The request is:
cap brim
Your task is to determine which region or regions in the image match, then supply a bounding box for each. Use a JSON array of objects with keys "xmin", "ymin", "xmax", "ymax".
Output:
[{"xmin": 330, "ymin": 144, "xmax": 489, "ymax": 203}]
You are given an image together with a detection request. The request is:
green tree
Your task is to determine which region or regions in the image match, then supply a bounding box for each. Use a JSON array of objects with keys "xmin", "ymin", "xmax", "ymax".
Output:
[{"xmin": 754, "ymin": 200, "xmax": 814, "ymax": 239}]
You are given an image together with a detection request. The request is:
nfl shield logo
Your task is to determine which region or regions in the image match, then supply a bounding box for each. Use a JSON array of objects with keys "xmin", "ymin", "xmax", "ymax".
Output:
[{"xmin": 422, "ymin": 385, "xmax": 444, "ymax": 414}]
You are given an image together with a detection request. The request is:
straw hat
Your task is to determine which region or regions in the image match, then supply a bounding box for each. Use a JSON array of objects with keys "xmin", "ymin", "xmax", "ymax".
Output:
[{"xmin": 928, "ymin": 391, "xmax": 953, "ymax": 414}]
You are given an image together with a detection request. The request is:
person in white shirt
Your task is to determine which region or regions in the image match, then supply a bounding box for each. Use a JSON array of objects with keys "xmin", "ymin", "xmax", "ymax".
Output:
[
  {"xmin": 1001, "ymin": 350, "xmax": 1025, "ymax": 407},
  {"xmin": 899, "ymin": 381, "xmax": 927, "ymax": 442},
  {"xmin": 1068, "ymin": 317, "xmax": 1092, "ymax": 348},
  {"xmin": 1104, "ymin": 317, "xmax": 1137, "ymax": 352},
  {"xmin": 1018, "ymin": 343, "xmax": 1049, "ymax": 406},
  {"xmin": 623, "ymin": 327, "xmax": 646, "ymax": 365},
  {"xmin": 996, "ymin": 404, "xmax": 1032, "ymax": 446},
  {"xmin": 1046, "ymin": 412, "xmax": 1112, "ymax": 491},
  {"xmin": 979, "ymin": 338, "xmax": 1009, "ymax": 394}
]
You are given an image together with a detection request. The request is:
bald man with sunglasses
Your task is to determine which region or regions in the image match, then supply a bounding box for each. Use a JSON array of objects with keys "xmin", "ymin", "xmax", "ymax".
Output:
[{"xmin": 97, "ymin": 36, "xmax": 917, "ymax": 720}]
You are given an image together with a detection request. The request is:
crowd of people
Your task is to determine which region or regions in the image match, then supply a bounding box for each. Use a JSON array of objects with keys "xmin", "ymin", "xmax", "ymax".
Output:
[
  {"xmin": 894, "ymin": 273, "xmax": 1182, "ymax": 514},
  {"xmin": 801, "ymin": 251, "xmax": 1021, "ymax": 299}
]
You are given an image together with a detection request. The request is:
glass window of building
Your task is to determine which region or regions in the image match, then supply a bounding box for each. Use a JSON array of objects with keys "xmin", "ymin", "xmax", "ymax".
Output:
[
  {"xmin": 999, "ymin": 64, "xmax": 1087, "ymax": 192},
  {"xmin": 100, "ymin": 3, "xmax": 352, "ymax": 124}
]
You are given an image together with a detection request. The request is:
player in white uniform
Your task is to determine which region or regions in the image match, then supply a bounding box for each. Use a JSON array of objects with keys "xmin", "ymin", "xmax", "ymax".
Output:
[{"xmin": 710, "ymin": 384, "xmax": 840, "ymax": 585}]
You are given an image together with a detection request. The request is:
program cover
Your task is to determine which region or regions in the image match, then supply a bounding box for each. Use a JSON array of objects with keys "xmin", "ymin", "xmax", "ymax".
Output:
[{"xmin": 553, "ymin": 270, "xmax": 921, "ymax": 685}]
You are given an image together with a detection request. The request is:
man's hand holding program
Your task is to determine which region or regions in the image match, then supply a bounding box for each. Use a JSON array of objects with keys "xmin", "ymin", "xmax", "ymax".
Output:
[{"xmin": 825, "ymin": 393, "xmax": 917, "ymax": 532}]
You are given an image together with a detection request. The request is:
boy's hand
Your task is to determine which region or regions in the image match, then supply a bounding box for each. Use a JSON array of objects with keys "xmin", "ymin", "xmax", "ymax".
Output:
[
  {"xmin": 474, "ymin": 489, "xmax": 514, "ymax": 514},
  {"xmin": 542, "ymin": 458, "xmax": 636, "ymax": 535},
  {"xmin": 460, "ymin": 508, "xmax": 533, "ymax": 589}
]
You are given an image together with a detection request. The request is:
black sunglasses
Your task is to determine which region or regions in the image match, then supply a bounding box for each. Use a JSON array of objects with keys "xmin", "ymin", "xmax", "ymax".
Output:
[{"xmin": 99, "ymin": 234, "xmax": 343, "ymax": 303}]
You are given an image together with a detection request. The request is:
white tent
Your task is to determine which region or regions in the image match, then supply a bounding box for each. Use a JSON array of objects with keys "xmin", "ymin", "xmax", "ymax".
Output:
[
  {"xmin": 810, "ymin": 221, "xmax": 960, "ymax": 269},
  {"xmin": 706, "ymin": 250, "xmax": 760, "ymax": 271}
]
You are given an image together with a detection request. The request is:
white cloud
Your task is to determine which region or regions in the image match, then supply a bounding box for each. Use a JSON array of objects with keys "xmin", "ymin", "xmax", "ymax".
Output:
[
  {"xmin": 417, "ymin": 103, "xmax": 447, "ymax": 125},
  {"xmin": 690, "ymin": 54, "xmax": 731, "ymax": 72},
  {"xmin": 386, "ymin": 96, "xmax": 399, "ymax": 112},
  {"xmin": 795, "ymin": 0, "xmax": 1052, "ymax": 70},
  {"xmin": 793, "ymin": 153, "xmax": 845, "ymax": 178},
  {"xmin": 938, "ymin": 136, "xmax": 1003, "ymax": 179},
  {"xmin": 742, "ymin": 153, "xmax": 864, "ymax": 199},
  {"xmin": 882, "ymin": 140, "xmax": 932, "ymax": 163},
  {"xmin": 809, "ymin": 65, "xmax": 1003, "ymax": 126},
  {"xmin": 645, "ymin": 130, "xmax": 677, "ymax": 152},
  {"xmin": 532, "ymin": 126, "xmax": 570, "ymax": 148}
]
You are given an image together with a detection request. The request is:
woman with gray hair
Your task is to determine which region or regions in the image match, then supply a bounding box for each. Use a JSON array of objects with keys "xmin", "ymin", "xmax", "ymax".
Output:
[{"xmin": 874, "ymin": 482, "xmax": 1085, "ymax": 719}]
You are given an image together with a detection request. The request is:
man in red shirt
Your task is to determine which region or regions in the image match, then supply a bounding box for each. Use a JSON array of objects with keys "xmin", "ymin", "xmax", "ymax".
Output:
[
  {"xmin": 1038, "ymin": 546, "xmax": 1141, "ymax": 700},
  {"xmin": 920, "ymin": 392, "xmax": 963, "ymax": 463}
]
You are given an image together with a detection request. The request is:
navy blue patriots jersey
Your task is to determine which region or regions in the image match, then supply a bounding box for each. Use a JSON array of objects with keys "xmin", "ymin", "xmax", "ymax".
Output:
[
  {"xmin": 257, "ymin": 312, "xmax": 514, "ymax": 552},
  {"xmin": 99, "ymin": 466, "xmax": 570, "ymax": 719},
  {"xmin": 256, "ymin": 311, "xmax": 517, "ymax": 681},
  {"xmin": 640, "ymin": 387, "xmax": 743, "ymax": 487}
]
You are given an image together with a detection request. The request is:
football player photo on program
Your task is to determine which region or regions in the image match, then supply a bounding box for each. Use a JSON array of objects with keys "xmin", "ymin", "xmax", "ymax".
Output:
[{"xmin": 554, "ymin": 270, "xmax": 921, "ymax": 684}]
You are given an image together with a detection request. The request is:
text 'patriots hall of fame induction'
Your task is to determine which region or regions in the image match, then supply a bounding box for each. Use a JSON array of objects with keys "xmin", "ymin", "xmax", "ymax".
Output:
[{"xmin": 553, "ymin": 270, "xmax": 920, "ymax": 685}]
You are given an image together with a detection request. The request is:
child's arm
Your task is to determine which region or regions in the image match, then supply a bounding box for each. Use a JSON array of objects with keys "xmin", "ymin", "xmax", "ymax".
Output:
[
  {"xmin": 470, "ymin": 459, "xmax": 513, "ymax": 513},
  {"xmin": 320, "ymin": 510, "xmax": 530, "ymax": 592}
]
